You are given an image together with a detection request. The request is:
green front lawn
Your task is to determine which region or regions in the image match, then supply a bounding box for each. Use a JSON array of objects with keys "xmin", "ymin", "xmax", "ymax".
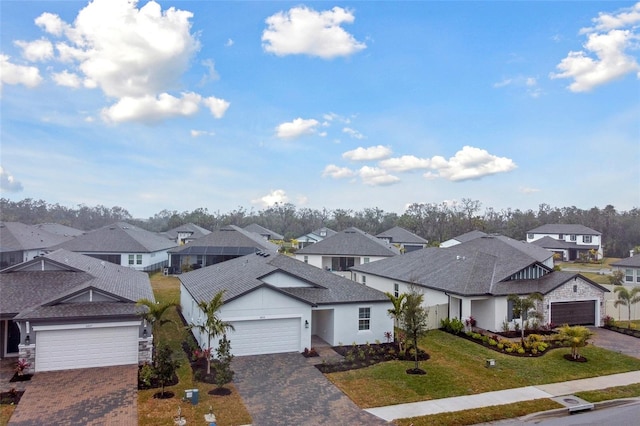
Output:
[{"xmin": 327, "ymin": 330, "xmax": 640, "ymax": 408}]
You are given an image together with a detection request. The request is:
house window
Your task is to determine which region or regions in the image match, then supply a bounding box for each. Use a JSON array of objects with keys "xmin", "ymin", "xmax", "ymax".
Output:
[
  {"xmin": 136, "ymin": 254, "xmax": 142, "ymax": 265},
  {"xmin": 583, "ymin": 235, "xmax": 592, "ymax": 243},
  {"xmin": 320, "ymin": 230, "xmax": 326, "ymax": 237},
  {"xmin": 304, "ymin": 256, "xmax": 308, "ymax": 264},
  {"xmin": 362, "ymin": 275, "xmax": 367, "ymax": 285},
  {"xmin": 626, "ymin": 269, "xmax": 634, "ymax": 282},
  {"xmin": 394, "ymin": 283, "xmax": 399, "ymax": 298},
  {"xmin": 570, "ymin": 234, "xmax": 576, "ymax": 241},
  {"xmin": 364, "ymin": 257, "xmax": 370, "ymax": 264},
  {"xmin": 358, "ymin": 307, "xmax": 371, "ymax": 331},
  {"xmin": 128, "ymin": 255, "xmax": 134, "ymax": 265},
  {"xmin": 527, "ymin": 233, "xmax": 533, "ymax": 240},
  {"xmin": 573, "ymin": 284, "xmax": 578, "ymax": 292},
  {"xmin": 558, "ymin": 234, "xmax": 564, "ymax": 239},
  {"xmin": 507, "ymin": 299, "xmax": 515, "ymax": 321}
]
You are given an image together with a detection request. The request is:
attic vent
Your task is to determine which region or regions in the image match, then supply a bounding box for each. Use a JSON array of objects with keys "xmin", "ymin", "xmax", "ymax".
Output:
[{"xmin": 456, "ymin": 255, "xmax": 466, "ymax": 260}]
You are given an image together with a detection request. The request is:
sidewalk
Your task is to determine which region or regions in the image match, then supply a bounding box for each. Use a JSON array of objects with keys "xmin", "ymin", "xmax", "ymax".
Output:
[{"xmin": 365, "ymin": 370, "xmax": 640, "ymax": 422}]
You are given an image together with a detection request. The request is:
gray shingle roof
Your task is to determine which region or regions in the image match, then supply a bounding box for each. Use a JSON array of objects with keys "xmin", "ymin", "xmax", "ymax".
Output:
[
  {"xmin": 32, "ymin": 223, "xmax": 84, "ymax": 237},
  {"xmin": 180, "ymin": 252, "xmax": 390, "ymax": 307},
  {"xmin": 52, "ymin": 222, "xmax": 177, "ymax": 253},
  {"xmin": 528, "ymin": 224, "xmax": 601, "ymax": 235},
  {"xmin": 448, "ymin": 230, "xmax": 488, "ymax": 244},
  {"xmin": 0, "ymin": 221, "xmax": 74, "ymax": 253},
  {"xmin": 168, "ymin": 225, "xmax": 279, "ymax": 254},
  {"xmin": 530, "ymin": 236, "xmax": 599, "ymax": 251},
  {"xmin": 611, "ymin": 256, "xmax": 640, "ymax": 268},
  {"xmin": 163, "ymin": 223, "xmax": 211, "ymax": 240},
  {"xmin": 376, "ymin": 226, "xmax": 428, "ymax": 244},
  {"xmin": 295, "ymin": 227, "xmax": 401, "ymax": 257},
  {"xmin": 244, "ymin": 223, "xmax": 284, "ymax": 240},
  {"xmin": 351, "ymin": 235, "xmax": 569, "ymax": 297}
]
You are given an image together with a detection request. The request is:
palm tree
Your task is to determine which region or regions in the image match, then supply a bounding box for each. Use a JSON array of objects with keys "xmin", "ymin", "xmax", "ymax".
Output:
[
  {"xmin": 400, "ymin": 285, "xmax": 429, "ymax": 372},
  {"xmin": 558, "ymin": 324, "xmax": 592, "ymax": 360},
  {"xmin": 613, "ymin": 286, "xmax": 640, "ymax": 327},
  {"xmin": 384, "ymin": 292, "xmax": 407, "ymax": 331},
  {"xmin": 507, "ymin": 292, "xmax": 543, "ymax": 343},
  {"xmin": 189, "ymin": 290, "xmax": 235, "ymax": 375},
  {"xmin": 136, "ymin": 298, "xmax": 179, "ymax": 346}
]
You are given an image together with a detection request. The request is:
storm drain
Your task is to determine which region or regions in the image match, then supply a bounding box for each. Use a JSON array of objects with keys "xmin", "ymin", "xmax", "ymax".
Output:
[{"xmin": 550, "ymin": 395, "xmax": 594, "ymax": 413}]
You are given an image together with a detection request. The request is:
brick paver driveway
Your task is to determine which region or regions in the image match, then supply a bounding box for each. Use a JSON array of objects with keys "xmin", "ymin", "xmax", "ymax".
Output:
[
  {"xmin": 8, "ymin": 365, "xmax": 137, "ymax": 426},
  {"xmin": 232, "ymin": 352, "xmax": 388, "ymax": 425},
  {"xmin": 589, "ymin": 326, "xmax": 640, "ymax": 359}
]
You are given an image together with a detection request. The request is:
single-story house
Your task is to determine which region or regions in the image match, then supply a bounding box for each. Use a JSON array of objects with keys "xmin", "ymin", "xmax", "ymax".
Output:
[
  {"xmin": 0, "ymin": 249, "xmax": 154, "ymax": 373},
  {"xmin": 163, "ymin": 223, "xmax": 211, "ymax": 246},
  {"xmin": 168, "ymin": 225, "xmax": 279, "ymax": 272},
  {"xmin": 0, "ymin": 221, "xmax": 75, "ymax": 269},
  {"xmin": 295, "ymin": 227, "xmax": 401, "ymax": 278},
  {"xmin": 295, "ymin": 227, "xmax": 337, "ymax": 249},
  {"xmin": 376, "ymin": 226, "xmax": 429, "ymax": 253},
  {"xmin": 611, "ymin": 255, "xmax": 640, "ymax": 285},
  {"xmin": 180, "ymin": 252, "xmax": 393, "ymax": 357},
  {"xmin": 50, "ymin": 222, "xmax": 177, "ymax": 272},
  {"xmin": 526, "ymin": 224, "xmax": 602, "ymax": 261},
  {"xmin": 244, "ymin": 223, "xmax": 284, "ymax": 242},
  {"xmin": 351, "ymin": 234, "xmax": 607, "ymax": 331},
  {"xmin": 439, "ymin": 230, "xmax": 488, "ymax": 248}
]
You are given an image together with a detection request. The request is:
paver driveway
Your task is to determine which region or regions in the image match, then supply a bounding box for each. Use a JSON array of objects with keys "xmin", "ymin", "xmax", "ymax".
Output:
[
  {"xmin": 232, "ymin": 352, "xmax": 388, "ymax": 426},
  {"xmin": 589, "ymin": 326, "xmax": 640, "ymax": 359},
  {"xmin": 8, "ymin": 365, "xmax": 137, "ymax": 426}
]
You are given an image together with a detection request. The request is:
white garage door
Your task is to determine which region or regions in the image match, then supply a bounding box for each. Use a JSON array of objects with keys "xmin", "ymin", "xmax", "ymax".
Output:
[
  {"xmin": 35, "ymin": 325, "xmax": 139, "ymax": 372},
  {"xmin": 228, "ymin": 318, "xmax": 301, "ymax": 356}
]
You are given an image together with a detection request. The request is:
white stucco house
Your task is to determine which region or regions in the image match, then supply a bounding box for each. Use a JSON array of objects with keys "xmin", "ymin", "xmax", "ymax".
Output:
[
  {"xmin": 611, "ymin": 254, "xmax": 640, "ymax": 286},
  {"xmin": 180, "ymin": 252, "xmax": 393, "ymax": 357},
  {"xmin": 352, "ymin": 234, "xmax": 608, "ymax": 332},
  {"xmin": 295, "ymin": 227, "xmax": 400, "ymax": 278},
  {"xmin": 526, "ymin": 224, "xmax": 603, "ymax": 261},
  {"xmin": 295, "ymin": 227, "xmax": 337, "ymax": 249},
  {"xmin": 162, "ymin": 223, "xmax": 211, "ymax": 246}
]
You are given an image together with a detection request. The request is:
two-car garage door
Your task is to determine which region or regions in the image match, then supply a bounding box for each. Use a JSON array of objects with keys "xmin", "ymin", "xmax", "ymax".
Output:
[
  {"xmin": 227, "ymin": 317, "xmax": 301, "ymax": 356},
  {"xmin": 550, "ymin": 300, "xmax": 596, "ymax": 326},
  {"xmin": 35, "ymin": 325, "xmax": 139, "ymax": 372}
]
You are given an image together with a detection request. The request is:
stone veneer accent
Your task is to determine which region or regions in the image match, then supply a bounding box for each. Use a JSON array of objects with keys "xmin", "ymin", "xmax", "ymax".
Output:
[
  {"xmin": 138, "ymin": 336, "xmax": 153, "ymax": 365},
  {"xmin": 543, "ymin": 276, "xmax": 604, "ymax": 326},
  {"xmin": 17, "ymin": 343, "xmax": 36, "ymax": 375}
]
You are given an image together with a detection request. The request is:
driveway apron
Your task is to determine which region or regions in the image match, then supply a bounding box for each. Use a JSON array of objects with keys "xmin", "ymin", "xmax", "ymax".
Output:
[
  {"xmin": 589, "ymin": 326, "xmax": 640, "ymax": 359},
  {"xmin": 8, "ymin": 365, "xmax": 138, "ymax": 426},
  {"xmin": 232, "ymin": 352, "xmax": 388, "ymax": 425}
]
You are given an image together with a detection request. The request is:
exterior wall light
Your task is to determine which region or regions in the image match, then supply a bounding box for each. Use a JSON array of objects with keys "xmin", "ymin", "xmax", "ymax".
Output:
[{"xmin": 305, "ymin": 320, "xmax": 309, "ymax": 329}]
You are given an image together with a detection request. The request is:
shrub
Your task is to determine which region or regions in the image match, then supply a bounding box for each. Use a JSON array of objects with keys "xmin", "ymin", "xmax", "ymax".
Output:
[
  {"xmin": 502, "ymin": 319, "xmax": 510, "ymax": 333},
  {"xmin": 488, "ymin": 338, "xmax": 497, "ymax": 346},
  {"xmin": 603, "ymin": 315, "xmax": 615, "ymax": 327},
  {"xmin": 472, "ymin": 332, "xmax": 482, "ymax": 340},
  {"xmin": 139, "ymin": 363, "xmax": 155, "ymax": 388},
  {"xmin": 450, "ymin": 318, "xmax": 465, "ymax": 334},
  {"xmin": 517, "ymin": 348, "xmax": 526, "ymax": 354},
  {"xmin": 497, "ymin": 343, "xmax": 504, "ymax": 350}
]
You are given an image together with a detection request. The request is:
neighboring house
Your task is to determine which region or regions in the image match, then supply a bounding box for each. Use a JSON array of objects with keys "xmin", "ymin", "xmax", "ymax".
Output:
[
  {"xmin": 167, "ymin": 225, "xmax": 279, "ymax": 272},
  {"xmin": 376, "ymin": 226, "xmax": 428, "ymax": 253},
  {"xmin": 611, "ymin": 255, "xmax": 640, "ymax": 286},
  {"xmin": 0, "ymin": 221, "xmax": 74, "ymax": 269},
  {"xmin": 163, "ymin": 223, "xmax": 211, "ymax": 246},
  {"xmin": 32, "ymin": 223, "xmax": 85, "ymax": 238},
  {"xmin": 294, "ymin": 227, "xmax": 401, "ymax": 278},
  {"xmin": 50, "ymin": 222, "xmax": 176, "ymax": 272},
  {"xmin": 0, "ymin": 249, "xmax": 153, "ymax": 372},
  {"xmin": 440, "ymin": 230, "xmax": 488, "ymax": 248},
  {"xmin": 180, "ymin": 251, "xmax": 393, "ymax": 357},
  {"xmin": 295, "ymin": 227, "xmax": 337, "ymax": 249},
  {"xmin": 526, "ymin": 224, "xmax": 602, "ymax": 261},
  {"xmin": 352, "ymin": 234, "xmax": 607, "ymax": 331},
  {"xmin": 244, "ymin": 223, "xmax": 284, "ymax": 241}
]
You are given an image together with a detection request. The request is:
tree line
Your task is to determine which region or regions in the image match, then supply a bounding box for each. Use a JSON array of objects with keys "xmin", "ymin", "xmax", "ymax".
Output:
[{"xmin": 1, "ymin": 197, "xmax": 638, "ymax": 258}]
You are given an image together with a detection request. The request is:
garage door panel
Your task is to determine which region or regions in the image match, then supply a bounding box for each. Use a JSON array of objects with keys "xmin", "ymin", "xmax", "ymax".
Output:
[
  {"xmin": 228, "ymin": 318, "xmax": 301, "ymax": 356},
  {"xmin": 551, "ymin": 301, "xmax": 595, "ymax": 326},
  {"xmin": 36, "ymin": 326, "xmax": 138, "ymax": 372}
]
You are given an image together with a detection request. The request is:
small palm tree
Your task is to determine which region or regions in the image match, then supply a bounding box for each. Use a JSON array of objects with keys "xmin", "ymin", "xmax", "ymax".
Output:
[
  {"xmin": 189, "ymin": 290, "xmax": 235, "ymax": 375},
  {"xmin": 385, "ymin": 292, "xmax": 407, "ymax": 330},
  {"xmin": 558, "ymin": 324, "xmax": 592, "ymax": 360},
  {"xmin": 507, "ymin": 292, "xmax": 543, "ymax": 343},
  {"xmin": 613, "ymin": 286, "xmax": 640, "ymax": 327},
  {"xmin": 400, "ymin": 286, "xmax": 429, "ymax": 372},
  {"xmin": 136, "ymin": 298, "xmax": 179, "ymax": 346}
]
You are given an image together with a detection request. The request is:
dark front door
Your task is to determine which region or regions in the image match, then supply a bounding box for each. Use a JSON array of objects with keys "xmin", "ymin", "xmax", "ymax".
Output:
[
  {"xmin": 7, "ymin": 321, "xmax": 20, "ymax": 354},
  {"xmin": 551, "ymin": 301, "xmax": 595, "ymax": 325}
]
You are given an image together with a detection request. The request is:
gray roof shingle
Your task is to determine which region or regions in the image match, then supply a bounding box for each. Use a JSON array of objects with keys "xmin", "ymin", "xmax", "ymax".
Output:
[
  {"xmin": 530, "ymin": 236, "xmax": 600, "ymax": 251},
  {"xmin": 163, "ymin": 223, "xmax": 211, "ymax": 240},
  {"xmin": 295, "ymin": 227, "xmax": 400, "ymax": 257},
  {"xmin": 168, "ymin": 225, "xmax": 279, "ymax": 254},
  {"xmin": 244, "ymin": 223, "xmax": 284, "ymax": 240},
  {"xmin": 528, "ymin": 224, "xmax": 601, "ymax": 235},
  {"xmin": 32, "ymin": 223, "xmax": 85, "ymax": 237},
  {"xmin": 376, "ymin": 226, "xmax": 428, "ymax": 244},
  {"xmin": 0, "ymin": 221, "xmax": 74, "ymax": 253},
  {"xmin": 611, "ymin": 256, "xmax": 640, "ymax": 268}
]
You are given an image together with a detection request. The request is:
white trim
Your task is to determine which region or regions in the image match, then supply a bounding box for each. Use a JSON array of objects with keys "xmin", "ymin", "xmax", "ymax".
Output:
[
  {"xmin": 32, "ymin": 321, "xmax": 141, "ymax": 332},
  {"xmin": 223, "ymin": 314, "xmax": 302, "ymax": 322}
]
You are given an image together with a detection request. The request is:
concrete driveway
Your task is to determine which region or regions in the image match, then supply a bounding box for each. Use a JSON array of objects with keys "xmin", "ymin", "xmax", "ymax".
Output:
[
  {"xmin": 8, "ymin": 365, "xmax": 138, "ymax": 426},
  {"xmin": 589, "ymin": 326, "xmax": 640, "ymax": 359},
  {"xmin": 232, "ymin": 352, "xmax": 388, "ymax": 426}
]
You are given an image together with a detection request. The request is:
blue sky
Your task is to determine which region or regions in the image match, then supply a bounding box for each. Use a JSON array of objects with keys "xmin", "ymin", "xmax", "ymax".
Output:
[{"xmin": 1, "ymin": 1, "xmax": 638, "ymax": 219}]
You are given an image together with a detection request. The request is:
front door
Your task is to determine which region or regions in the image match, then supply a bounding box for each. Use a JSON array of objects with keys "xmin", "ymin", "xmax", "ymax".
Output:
[{"xmin": 6, "ymin": 321, "xmax": 20, "ymax": 356}]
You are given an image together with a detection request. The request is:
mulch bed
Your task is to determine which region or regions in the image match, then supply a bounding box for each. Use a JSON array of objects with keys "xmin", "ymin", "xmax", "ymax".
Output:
[
  {"xmin": 603, "ymin": 325, "xmax": 640, "ymax": 339},
  {"xmin": 453, "ymin": 330, "xmax": 564, "ymax": 357},
  {"xmin": 316, "ymin": 342, "xmax": 429, "ymax": 374},
  {"xmin": 563, "ymin": 354, "xmax": 588, "ymax": 362},
  {"xmin": 493, "ymin": 329, "xmax": 556, "ymax": 339},
  {"xmin": 0, "ymin": 389, "xmax": 24, "ymax": 405},
  {"xmin": 9, "ymin": 373, "xmax": 32, "ymax": 383}
]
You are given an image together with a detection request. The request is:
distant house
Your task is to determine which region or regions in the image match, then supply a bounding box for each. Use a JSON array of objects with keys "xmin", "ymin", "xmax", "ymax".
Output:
[
  {"xmin": 294, "ymin": 227, "xmax": 400, "ymax": 278},
  {"xmin": 180, "ymin": 251, "xmax": 393, "ymax": 356},
  {"xmin": 50, "ymin": 222, "xmax": 177, "ymax": 271},
  {"xmin": 167, "ymin": 225, "xmax": 278, "ymax": 272},
  {"xmin": 352, "ymin": 234, "xmax": 607, "ymax": 330},
  {"xmin": 163, "ymin": 223, "xmax": 211, "ymax": 246},
  {"xmin": 32, "ymin": 223, "xmax": 84, "ymax": 238},
  {"xmin": 440, "ymin": 230, "xmax": 488, "ymax": 248},
  {"xmin": 0, "ymin": 222, "xmax": 74, "ymax": 269},
  {"xmin": 244, "ymin": 223, "xmax": 284, "ymax": 241},
  {"xmin": 376, "ymin": 226, "xmax": 428, "ymax": 253},
  {"xmin": 611, "ymin": 255, "xmax": 640, "ymax": 285},
  {"xmin": 526, "ymin": 224, "xmax": 602, "ymax": 261},
  {"xmin": 1, "ymin": 249, "xmax": 153, "ymax": 372},
  {"xmin": 295, "ymin": 227, "xmax": 337, "ymax": 249}
]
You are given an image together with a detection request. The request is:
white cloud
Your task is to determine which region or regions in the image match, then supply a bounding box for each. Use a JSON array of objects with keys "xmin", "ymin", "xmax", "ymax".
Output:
[
  {"xmin": 200, "ymin": 59, "xmax": 219, "ymax": 83},
  {"xmin": 225, "ymin": 38, "xmax": 234, "ymax": 47},
  {"xmin": 35, "ymin": 12, "xmax": 67, "ymax": 36},
  {"xmin": 358, "ymin": 166, "xmax": 400, "ymax": 186},
  {"xmin": 551, "ymin": 2, "xmax": 640, "ymax": 92},
  {"xmin": 101, "ymin": 92, "xmax": 202, "ymax": 123},
  {"xmin": 252, "ymin": 189, "xmax": 289, "ymax": 207},
  {"xmin": 0, "ymin": 55, "xmax": 43, "ymax": 91},
  {"xmin": 322, "ymin": 164, "xmax": 355, "ymax": 179},
  {"xmin": 14, "ymin": 38, "xmax": 54, "ymax": 62},
  {"xmin": 342, "ymin": 145, "xmax": 392, "ymax": 161},
  {"xmin": 190, "ymin": 130, "xmax": 215, "ymax": 137},
  {"xmin": 202, "ymin": 96, "xmax": 230, "ymax": 118},
  {"xmin": 296, "ymin": 195, "xmax": 309, "ymax": 205},
  {"xmin": 493, "ymin": 78, "xmax": 512, "ymax": 88},
  {"xmin": 426, "ymin": 146, "xmax": 516, "ymax": 181},
  {"xmin": 379, "ymin": 155, "xmax": 431, "ymax": 172},
  {"xmin": 0, "ymin": 167, "xmax": 24, "ymax": 192},
  {"xmin": 52, "ymin": 70, "xmax": 82, "ymax": 88},
  {"xmin": 262, "ymin": 6, "xmax": 366, "ymax": 59},
  {"xmin": 519, "ymin": 186, "xmax": 541, "ymax": 194},
  {"xmin": 275, "ymin": 118, "xmax": 319, "ymax": 139},
  {"xmin": 343, "ymin": 127, "xmax": 364, "ymax": 139}
]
